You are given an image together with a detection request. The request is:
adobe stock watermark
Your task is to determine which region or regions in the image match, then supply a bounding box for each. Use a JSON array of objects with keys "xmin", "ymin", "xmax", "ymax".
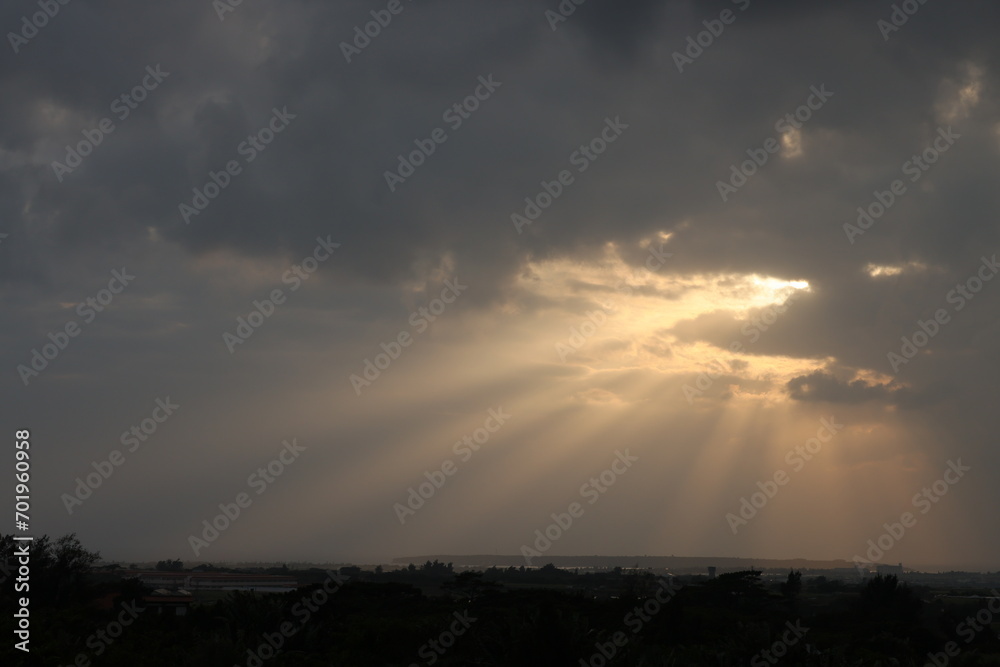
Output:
[
  {"xmin": 926, "ymin": 591, "xmax": 1000, "ymax": 667},
  {"xmin": 683, "ymin": 291, "xmax": 802, "ymax": 404},
  {"xmin": 340, "ymin": 0, "xmax": 414, "ymax": 63},
  {"xmin": 887, "ymin": 253, "xmax": 998, "ymax": 373},
  {"xmin": 844, "ymin": 126, "xmax": 960, "ymax": 244},
  {"xmin": 670, "ymin": 0, "xmax": 751, "ymax": 73},
  {"xmin": 545, "ymin": 0, "xmax": 587, "ymax": 31},
  {"xmin": 61, "ymin": 396, "xmax": 179, "ymax": 514},
  {"xmin": 877, "ymin": 0, "xmax": 932, "ymax": 42},
  {"xmin": 59, "ymin": 601, "xmax": 144, "ymax": 666},
  {"xmin": 716, "ymin": 84, "xmax": 834, "ymax": 202},
  {"xmin": 349, "ymin": 277, "xmax": 467, "ymax": 395},
  {"xmin": 213, "ymin": 0, "xmax": 246, "ymax": 21},
  {"xmin": 188, "ymin": 438, "xmax": 306, "ymax": 556},
  {"xmin": 726, "ymin": 417, "xmax": 843, "ymax": 535},
  {"xmin": 579, "ymin": 577, "xmax": 680, "ymax": 667},
  {"xmin": 7, "ymin": 0, "xmax": 73, "ymax": 54},
  {"xmin": 239, "ymin": 569, "xmax": 350, "ymax": 667},
  {"xmin": 408, "ymin": 610, "xmax": 477, "ymax": 667},
  {"xmin": 384, "ymin": 74, "xmax": 502, "ymax": 192},
  {"xmin": 223, "ymin": 236, "xmax": 340, "ymax": 353},
  {"xmin": 556, "ymin": 303, "xmax": 615, "ymax": 362},
  {"xmin": 520, "ymin": 449, "xmax": 638, "ymax": 565},
  {"xmin": 179, "ymin": 106, "xmax": 296, "ymax": 224},
  {"xmin": 51, "ymin": 65, "xmax": 170, "ymax": 182},
  {"xmin": 394, "ymin": 407, "xmax": 511, "ymax": 524},
  {"xmin": 750, "ymin": 620, "xmax": 810, "ymax": 666},
  {"xmin": 852, "ymin": 459, "xmax": 970, "ymax": 573},
  {"xmin": 16, "ymin": 268, "xmax": 136, "ymax": 386},
  {"xmin": 557, "ymin": 240, "xmax": 673, "ymax": 362},
  {"xmin": 511, "ymin": 116, "xmax": 628, "ymax": 234},
  {"xmin": 610, "ymin": 240, "xmax": 675, "ymax": 299}
]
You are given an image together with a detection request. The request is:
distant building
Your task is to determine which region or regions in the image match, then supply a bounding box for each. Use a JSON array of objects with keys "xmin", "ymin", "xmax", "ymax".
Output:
[
  {"xmin": 143, "ymin": 589, "xmax": 195, "ymax": 616},
  {"xmin": 876, "ymin": 563, "xmax": 905, "ymax": 577},
  {"xmin": 707, "ymin": 567, "xmax": 717, "ymax": 579}
]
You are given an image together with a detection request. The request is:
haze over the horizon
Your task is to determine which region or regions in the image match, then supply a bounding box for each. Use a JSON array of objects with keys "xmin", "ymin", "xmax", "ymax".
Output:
[{"xmin": 2, "ymin": 0, "xmax": 999, "ymax": 571}]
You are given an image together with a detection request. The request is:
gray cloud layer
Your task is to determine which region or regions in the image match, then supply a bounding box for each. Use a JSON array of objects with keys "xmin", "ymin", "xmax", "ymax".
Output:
[{"xmin": 2, "ymin": 0, "xmax": 999, "ymax": 567}]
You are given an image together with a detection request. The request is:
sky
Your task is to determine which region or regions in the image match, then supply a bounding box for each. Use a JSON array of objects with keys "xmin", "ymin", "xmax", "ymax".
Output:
[{"xmin": 2, "ymin": 0, "xmax": 1000, "ymax": 570}]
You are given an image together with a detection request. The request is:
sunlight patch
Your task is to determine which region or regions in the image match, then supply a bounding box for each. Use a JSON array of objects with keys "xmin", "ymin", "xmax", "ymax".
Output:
[
  {"xmin": 936, "ymin": 62, "xmax": 984, "ymax": 123},
  {"xmin": 865, "ymin": 261, "xmax": 929, "ymax": 278},
  {"xmin": 781, "ymin": 127, "xmax": 803, "ymax": 157}
]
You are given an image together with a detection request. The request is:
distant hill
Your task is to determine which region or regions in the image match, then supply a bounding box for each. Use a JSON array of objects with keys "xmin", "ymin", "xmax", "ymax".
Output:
[{"xmin": 392, "ymin": 554, "xmax": 865, "ymax": 573}]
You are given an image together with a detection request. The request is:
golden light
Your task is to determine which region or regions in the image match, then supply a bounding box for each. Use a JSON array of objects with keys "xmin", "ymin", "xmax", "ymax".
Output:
[
  {"xmin": 296, "ymin": 237, "xmax": 936, "ymax": 561},
  {"xmin": 865, "ymin": 261, "xmax": 930, "ymax": 278},
  {"xmin": 936, "ymin": 61, "xmax": 983, "ymax": 123},
  {"xmin": 781, "ymin": 127, "xmax": 803, "ymax": 157}
]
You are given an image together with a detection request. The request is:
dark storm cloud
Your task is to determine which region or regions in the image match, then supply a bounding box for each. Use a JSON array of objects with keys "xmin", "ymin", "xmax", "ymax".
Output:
[
  {"xmin": 566, "ymin": 0, "xmax": 668, "ymax": 57},
  {"xmin": 786, "ymin": 370, "xmax": 899, "ymax": 405},
  {"xmin": 4, "ymin": 0, "xmax": 998, "ymax": 300}
]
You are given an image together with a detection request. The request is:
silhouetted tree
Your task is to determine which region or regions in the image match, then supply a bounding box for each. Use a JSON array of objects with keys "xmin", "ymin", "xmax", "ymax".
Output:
[
  {"xmin": 856, "ymin": 574, "xmax": 923, "ymax": 631},
  {"xmin": 1, "ymin": 533, "xmax": 99, "ymax": 605},
  {"xmin": 703, "ymin": 569, "xmax": 767, "ymax": 609},
  {"xmin": 155, "ymin": 558, "xmax": 184, "ymax": 571},
  {"xmin": 781, "ymin": 569, "xmax": 802, "ymax": 598},
  {"xmin": 442, "ymin": 570, "xmax": 501, "ymax": 601}
]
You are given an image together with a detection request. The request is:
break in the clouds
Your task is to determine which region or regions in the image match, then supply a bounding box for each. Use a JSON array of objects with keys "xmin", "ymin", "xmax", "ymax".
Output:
[{"xmin": 1, "ymin": 0, "xmax": 999, "ymax": 570}]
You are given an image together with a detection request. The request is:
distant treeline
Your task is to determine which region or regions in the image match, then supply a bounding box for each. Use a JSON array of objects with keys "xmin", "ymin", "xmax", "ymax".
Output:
[{"xmin": 3, "ymin": 535, "xmax": 1000, "ymax": 666}]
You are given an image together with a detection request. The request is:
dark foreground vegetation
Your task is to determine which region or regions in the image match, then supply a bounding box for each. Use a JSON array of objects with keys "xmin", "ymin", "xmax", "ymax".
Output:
[{"xmin": 3, "ymin": 535, "xmax": 1000, "ymax": 666}]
